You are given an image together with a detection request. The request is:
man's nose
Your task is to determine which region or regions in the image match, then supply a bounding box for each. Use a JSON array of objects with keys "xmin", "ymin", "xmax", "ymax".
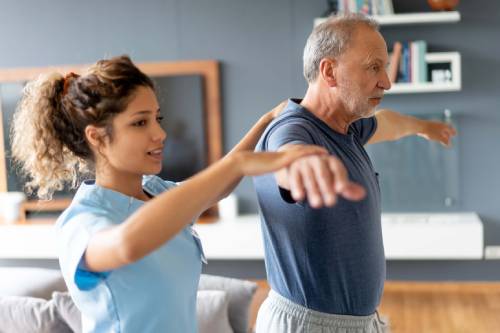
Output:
[{"xmin": 379, "ymin": 70, "xmax": 392, "ymax": 91}]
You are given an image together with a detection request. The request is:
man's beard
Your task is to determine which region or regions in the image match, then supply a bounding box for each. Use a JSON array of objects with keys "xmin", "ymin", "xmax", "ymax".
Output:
[{"xmin": 338, "ymin": 79, "xmax": 376, "ymax": 118}]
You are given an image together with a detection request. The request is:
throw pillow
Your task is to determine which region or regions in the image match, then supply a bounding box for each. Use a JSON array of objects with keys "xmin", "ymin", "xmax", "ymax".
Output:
[
  {"xmin": 0, "ymin": 296, "xmax": 72, "ymax": 333},
  {"xmin": 197, "ymin": 290, "xmax": 233, "ymax": 333},
  {"xmin": 0, "ymin": 267, "xmax": 67, "ymax": 300},
  {"xmin": 199, "ymin": 274, "xmax": 257, "ymax": 333},
  {"xmin": 52, "ymin": 291, "xmax": 82, "ymax": 333}
]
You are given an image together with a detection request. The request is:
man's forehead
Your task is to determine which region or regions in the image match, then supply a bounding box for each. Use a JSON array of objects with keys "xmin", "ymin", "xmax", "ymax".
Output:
[{"xmin": 345, "ymin": 28, "xmax": 388, "ymax": 61}]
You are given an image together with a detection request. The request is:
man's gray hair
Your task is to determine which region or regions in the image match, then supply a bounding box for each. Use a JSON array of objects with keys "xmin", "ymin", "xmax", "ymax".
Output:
[{"xmin": 303, "ymin": 13, "xmax": 379, "ymax": 83}]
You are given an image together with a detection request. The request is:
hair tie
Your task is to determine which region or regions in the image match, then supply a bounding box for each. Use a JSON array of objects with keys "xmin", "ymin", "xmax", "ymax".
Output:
[{"xmin": 62, "ymin": 72, "xmax": 80, "ymax": 96}]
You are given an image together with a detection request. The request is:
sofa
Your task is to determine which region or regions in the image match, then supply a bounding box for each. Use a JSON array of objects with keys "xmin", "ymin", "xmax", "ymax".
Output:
[{"xmin": 0, "ymin": 267, "xmax": 262, "ymax": 333}]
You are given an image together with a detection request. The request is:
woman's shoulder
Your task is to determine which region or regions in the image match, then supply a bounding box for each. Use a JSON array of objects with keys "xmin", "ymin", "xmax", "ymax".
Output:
[
  {"xmin": 55, "ymin": 197, "xmax": 110, "ymax": 230},
  {"xmin": 142, "ymin": 175, "xmax": 178, "ymax": 195}
]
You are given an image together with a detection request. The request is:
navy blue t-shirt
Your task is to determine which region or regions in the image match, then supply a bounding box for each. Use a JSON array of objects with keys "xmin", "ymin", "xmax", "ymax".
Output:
[{"xmin": 253, "ymin": 99, "xmax": 385, "ymax": 316}]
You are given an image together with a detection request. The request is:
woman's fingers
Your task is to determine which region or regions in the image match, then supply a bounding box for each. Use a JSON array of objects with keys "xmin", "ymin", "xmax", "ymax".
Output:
[
  {"xmin": 301, "ymin": 163, "xmax": 323, "ymax": 208},
  {"xmin": 338, "ymin": 182, "xmax": 366, "ymax": 201},
  {"xmin": 289, "ymin": 165, "xmax": 306, "ymax": 202},
  {"xmin": 311, "ymin": 156, "xmax": 336, "ymax": 206},
  {"xmin": 269, "ymin": 100, "xmax": 288, "ymax": 118}
]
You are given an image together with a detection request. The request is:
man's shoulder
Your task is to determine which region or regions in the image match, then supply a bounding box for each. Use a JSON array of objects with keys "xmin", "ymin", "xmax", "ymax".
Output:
[{"xmin": 257, "ymin": 112, "xmax": 319, "ymax": 152}]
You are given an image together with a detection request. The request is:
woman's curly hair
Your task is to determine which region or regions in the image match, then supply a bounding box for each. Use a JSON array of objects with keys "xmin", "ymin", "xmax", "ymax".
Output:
[{"xmin": 10, "ymin": 55, "xmax": 154, "ymax": 199}]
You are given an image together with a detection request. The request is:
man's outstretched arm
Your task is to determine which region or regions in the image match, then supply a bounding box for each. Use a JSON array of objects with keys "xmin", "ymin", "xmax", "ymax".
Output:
[{"xmin": 367, "ymin": 109, "xmax": 457, "ymax": 146}]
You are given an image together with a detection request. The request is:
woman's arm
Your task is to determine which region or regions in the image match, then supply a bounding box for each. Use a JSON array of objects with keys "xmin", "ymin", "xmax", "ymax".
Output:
[
  {"xmin": 213, "ymin": 102, "xmax": 286, "ymax": 202},
  {"xmin": 84, "ymin": 145, "xmax": 325, "ymax": 272}
]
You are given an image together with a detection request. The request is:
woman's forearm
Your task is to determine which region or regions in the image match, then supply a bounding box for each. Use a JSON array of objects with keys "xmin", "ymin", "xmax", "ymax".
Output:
[
  {"xmin": 85, "ymin": 154, "xmax": 243, "ymax": 271},
  {"xmin": 217, "ymin": 111, "xmax": 275, "ymax": 199}
]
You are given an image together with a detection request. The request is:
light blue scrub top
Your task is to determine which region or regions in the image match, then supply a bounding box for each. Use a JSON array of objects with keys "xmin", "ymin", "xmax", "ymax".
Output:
[{"xmin": 55, "ymin": 175, "xmax": 204, "ymax": 333}]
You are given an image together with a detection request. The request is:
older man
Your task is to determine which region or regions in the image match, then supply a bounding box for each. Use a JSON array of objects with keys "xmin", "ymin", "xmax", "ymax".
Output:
[{"xmin": 253, "ymin": 13, "xmax": 456, "ymax": 333}]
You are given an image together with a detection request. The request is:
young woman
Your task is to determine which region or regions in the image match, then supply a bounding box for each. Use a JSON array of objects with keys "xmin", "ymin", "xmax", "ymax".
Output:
[{"xmin": 10, "ymin": 55, "xmax": 325, "ymax": 332}]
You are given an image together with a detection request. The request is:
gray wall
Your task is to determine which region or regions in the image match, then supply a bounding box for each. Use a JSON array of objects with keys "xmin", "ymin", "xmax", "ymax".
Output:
[{"xmin": 1, "ymin": 0, "xmax": 500, "ymax": 280}]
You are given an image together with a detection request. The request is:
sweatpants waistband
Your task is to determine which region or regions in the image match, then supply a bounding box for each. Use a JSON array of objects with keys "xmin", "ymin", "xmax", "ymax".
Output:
[{"xmin": 266, "ymin": 289, "xmax": 381, "ymax": 329}]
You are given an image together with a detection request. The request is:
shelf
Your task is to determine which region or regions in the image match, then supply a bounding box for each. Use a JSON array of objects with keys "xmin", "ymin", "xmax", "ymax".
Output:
[
  {"xmin": 387, "ymin": 82, "xmax": 460, "ymax": 94},
  {"xmin": 314, "ymin": 11, "xmax": 460, "ymax": 26},
  {"xmin": 0, "ymin": 213, "xmax": 484, "ymax": 260},
  {"xmin": 387, "ymin": 52, "xmax": 461, "ymax": 94},
  {"xmin": 194, "ymin": 213, "xmax": 483, "ymax": 260}
]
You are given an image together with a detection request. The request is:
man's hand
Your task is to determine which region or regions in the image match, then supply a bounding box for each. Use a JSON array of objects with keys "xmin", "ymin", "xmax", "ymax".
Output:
[
  {"xmin": 368, "ymin": 109, "xmax": 458, "ymax": 146},
  {"xmin": 275, "ymin": 145, "xmax": 366, "ymax": 208},
  {"xmin": 417, "ymin": 120, "xmax": 457, "ymax": 147}
]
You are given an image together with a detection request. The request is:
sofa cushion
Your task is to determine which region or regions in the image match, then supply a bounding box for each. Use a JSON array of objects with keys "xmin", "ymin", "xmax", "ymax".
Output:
[
  {"xmin": 0, "ymin": 267, "xmax": 66, "ymax": 300},
  {"xmin": 0, "ymin": 296, "xmax": 72, "ymax": 333},
  {"xmin": 199, "ymin": 274, "xmax": 257, "ymax": 333},
  {"xmin": 197, "ymin": 290, "xmax": 233, "ymax": 333},
  {"xmin": 52, "ymin": 291, "xmax": 82, "ymax": 333}
]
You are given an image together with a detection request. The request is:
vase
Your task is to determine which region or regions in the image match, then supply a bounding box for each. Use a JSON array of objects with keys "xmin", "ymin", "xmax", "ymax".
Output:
[{"xmin": 427, "ymin": 0, "xmax": 459, "ymax": 11}]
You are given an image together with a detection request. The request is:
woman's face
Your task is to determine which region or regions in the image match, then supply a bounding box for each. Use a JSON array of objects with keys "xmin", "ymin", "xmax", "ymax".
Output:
[{"xmin": 99, "ymin": 86, "xmax": 166, "ymax": 177}]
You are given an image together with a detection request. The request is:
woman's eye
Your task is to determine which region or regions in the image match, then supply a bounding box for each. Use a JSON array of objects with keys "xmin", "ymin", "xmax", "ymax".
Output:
[
  {"xmin": 133, "ymin": 120, "xmax": 147, "ymax": 127},
  {"xmin": 156, "ymin": 116, "xmax": 164, "ymax": 123}
]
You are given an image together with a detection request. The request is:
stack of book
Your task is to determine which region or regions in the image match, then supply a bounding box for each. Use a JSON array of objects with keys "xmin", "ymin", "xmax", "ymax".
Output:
[
  {"xmin": 337, "ymin": 0, "xmax": 394, "ymax": 16},
  {"xmin": 388, "ymin": 41, "xmax": 428, "ymax": 84}
]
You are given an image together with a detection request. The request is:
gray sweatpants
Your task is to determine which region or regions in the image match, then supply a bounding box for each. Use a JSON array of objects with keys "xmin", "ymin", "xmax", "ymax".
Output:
[{"xmin": 256, "ymin": 290, "xmax": 389, "ymax": 333}]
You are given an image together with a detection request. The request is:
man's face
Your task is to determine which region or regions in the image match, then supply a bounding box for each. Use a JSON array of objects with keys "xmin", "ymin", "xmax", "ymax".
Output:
[{"xmin": 335, "ymin": 25, "xmax": 391, "ymax": 118}]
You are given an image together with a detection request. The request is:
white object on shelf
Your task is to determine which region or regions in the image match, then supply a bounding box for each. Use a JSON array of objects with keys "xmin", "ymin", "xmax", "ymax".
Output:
[
  {"xmin": 0, "ymin": 192, "xmax": 26, "ymax": 223},
  {"xmin": 0, "ymin": 224, "xmax": 57, "ymax": 259},
  {"xmin": 387, "ymin": 52, "xmax": 461, "ymax": 94},
  {"xmin": 218, "ymin": 193, "xmax": 239, "ymax": 220},
  {"xmin": 382, "ymin": 213, "xmax": 483, "ymax": 260},
  {"xmin": 0, "ymin": 213, "xmax": 483, "ymax": 260},
  {"xmin": 195, "ymin": 215, "xmax": 264, "ymax": 260},
  {"xmin": 194, "ymin": 212, "xmax": 483, "ymax": 260},
  {"xmin": 314, "ymin": 11, "xmax": 460, "ymax": 27}
]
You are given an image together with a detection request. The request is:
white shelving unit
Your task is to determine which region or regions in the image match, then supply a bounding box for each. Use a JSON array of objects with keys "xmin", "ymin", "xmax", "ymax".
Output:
[
  {"xmin": 315, "ymin": 11, "xmax": 462, "ymax": 95},
  {"xmin": 0, "ymin": 213, "xmax": 484, "ymax": 260},
  {"xmin": 314, "ymin": 11, "xmax": 461, "ymax": 27},
  {"xmin": 387, "ymin": 52, "xmax": 461, "ymax": 94}
]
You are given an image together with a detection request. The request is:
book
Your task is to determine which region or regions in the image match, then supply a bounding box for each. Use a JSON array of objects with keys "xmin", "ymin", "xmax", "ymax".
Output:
[
  {"xmin": 382, "ymin": 0, "xmax": 394, "ymax": 15},
  {"xmin": 417, "ymin": 40, "xmax": 428, "ymax": 83},
  {"xmin": 388, "ymin": 41, "xmax": 402, "ymax": 82}
]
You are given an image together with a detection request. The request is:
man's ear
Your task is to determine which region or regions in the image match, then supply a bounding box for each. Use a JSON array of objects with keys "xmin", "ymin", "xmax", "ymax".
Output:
[
  {"xmin": 319, "ymin": 58, "xmax": 337, "ymax": 87},
  {"xmin": 85, "ymin": 125, "xmax": 105, "ymax": 149}
]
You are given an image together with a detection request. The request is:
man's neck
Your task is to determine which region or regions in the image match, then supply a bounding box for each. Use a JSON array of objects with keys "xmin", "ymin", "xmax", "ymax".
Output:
[{"xmin": 300, "ymin": 85, "xmax": 356, "ymax": 135}]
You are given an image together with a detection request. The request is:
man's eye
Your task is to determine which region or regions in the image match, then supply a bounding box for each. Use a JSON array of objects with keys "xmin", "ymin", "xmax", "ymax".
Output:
[
  {"xmin": 371, "ymin": 65, "xmax": 380, "ymax": 72},
  {"xmin": 156, "ymin": 116, "xmax": 164, "ymax": 123}
]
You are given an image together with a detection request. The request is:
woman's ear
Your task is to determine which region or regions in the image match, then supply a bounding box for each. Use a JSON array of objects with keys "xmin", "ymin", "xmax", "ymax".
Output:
[
  {"xmin": 85, "ymin": 125, "xmax": 105, "ymax": 149},
  {"xmin": 319, "ymin": 58, "xmax": 337, "ymax": 87}
]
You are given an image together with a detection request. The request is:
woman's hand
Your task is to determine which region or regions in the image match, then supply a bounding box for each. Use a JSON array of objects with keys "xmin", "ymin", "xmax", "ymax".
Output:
[
  {"xmin": 269, "ymin": 100, "xmax": 287, "ymax": 119},
  {"xmin": 235, "ymin": 145, "xmax": 328, "ymax": 176},
  {"xmin": 260, "ymin": 100, "xmax": 288, "ymax": 124}
]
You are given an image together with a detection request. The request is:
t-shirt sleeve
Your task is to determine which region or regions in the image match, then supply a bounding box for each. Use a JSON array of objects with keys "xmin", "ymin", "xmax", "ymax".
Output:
[
  {"xmin": 266, "ymin": 121, "xmax": 315, "ymax": 152},
  {"xmin": 264, "ymin": 121, "xmax": 316, "ymax": 203},
  {"xmin": 350, "ymin": 116, "xmax": 378, "ymax": 145},
  {"xmin": 57, "ymin": 211, "xmax": 114, "ymax": 291}
]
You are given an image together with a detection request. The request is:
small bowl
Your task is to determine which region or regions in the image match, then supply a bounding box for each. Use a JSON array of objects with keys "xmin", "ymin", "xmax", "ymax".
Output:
[{"xmin": 427, "ymin": 0, "xmax": 459, "ymax": 11}]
